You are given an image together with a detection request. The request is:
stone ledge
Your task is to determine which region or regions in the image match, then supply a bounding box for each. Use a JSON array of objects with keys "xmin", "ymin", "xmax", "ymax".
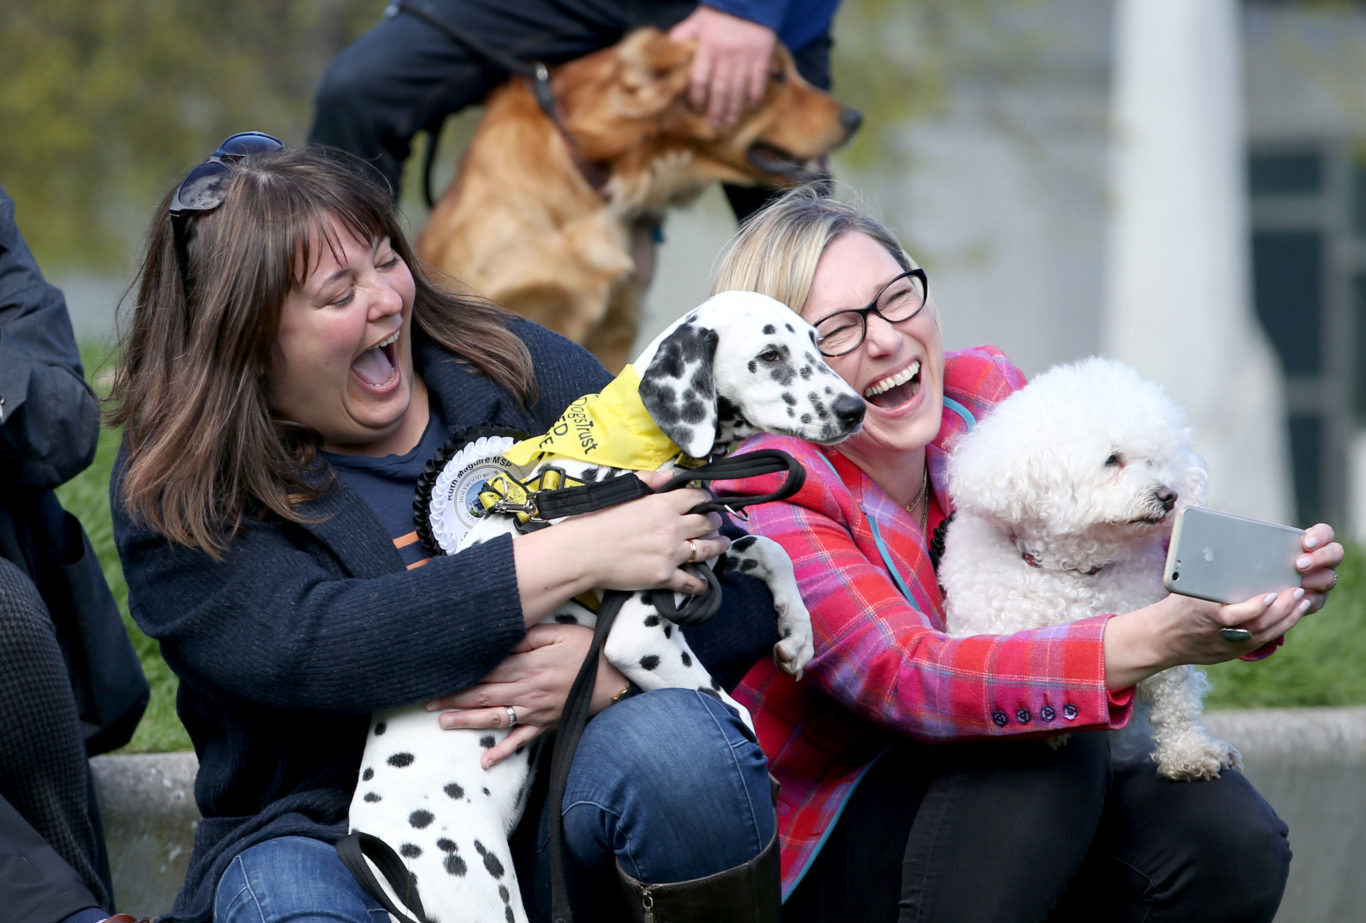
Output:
[{"xmin": 91, "ymin": 708, "xmax": 1366, "ymax": 920}]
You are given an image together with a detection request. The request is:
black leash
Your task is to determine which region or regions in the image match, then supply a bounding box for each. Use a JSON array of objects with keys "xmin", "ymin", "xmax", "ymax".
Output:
[
  {"xmin": 391, "ymin": 0, "xmax": 569, "ymax": 207},
  {"xmin": 336, "ymin": 831, "xmax": 430, "ymax": 923},
  {"xmin": 545, "ymin": 448, "xmax": 805, "ymax": 923}
]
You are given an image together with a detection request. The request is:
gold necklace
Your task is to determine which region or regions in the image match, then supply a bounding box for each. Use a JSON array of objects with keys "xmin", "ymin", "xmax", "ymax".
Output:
[{"xmin": 905, "ymin": 466, "xmax": 930, "ymax": 532}]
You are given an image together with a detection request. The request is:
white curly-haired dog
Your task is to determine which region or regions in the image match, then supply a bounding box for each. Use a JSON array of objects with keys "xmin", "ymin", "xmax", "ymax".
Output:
[{"xmin": 939, "ymin": 356, "xmax": 1241, "ymax": 781}]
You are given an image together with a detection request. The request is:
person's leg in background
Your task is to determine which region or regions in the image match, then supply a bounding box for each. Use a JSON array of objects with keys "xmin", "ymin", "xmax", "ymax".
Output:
[
  {"xmin": 0, "ymin": 556, "xmax": 113, "ymax": 919},
  {"xmin": 307, "ymin": 0, "xmax": 696, "ymax": 199}
]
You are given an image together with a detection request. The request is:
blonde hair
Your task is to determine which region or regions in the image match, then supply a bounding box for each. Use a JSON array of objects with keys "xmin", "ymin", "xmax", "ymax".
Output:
[
  {"xmin": 710, "ymin": 184, "xmax": 911, "ymax": 313},
  {"xmin": 110, "ymin": 145, "xmax": 535, "ymax": 555}
]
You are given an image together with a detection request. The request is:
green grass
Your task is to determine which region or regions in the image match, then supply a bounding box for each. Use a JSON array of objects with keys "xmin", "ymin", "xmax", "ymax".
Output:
[
  {"xmin": 57, "ymin": 345, "xmax": 190, "ymax": 754},
  {"xmin": 57, "ymin": 343, "xmax": 1366, "ymax": 753}
]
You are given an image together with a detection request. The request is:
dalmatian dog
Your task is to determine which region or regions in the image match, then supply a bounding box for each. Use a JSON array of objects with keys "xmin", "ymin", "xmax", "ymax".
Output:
[{"xmin": 348, "ymin": 291, "xmax": 865, "ymax": 923}]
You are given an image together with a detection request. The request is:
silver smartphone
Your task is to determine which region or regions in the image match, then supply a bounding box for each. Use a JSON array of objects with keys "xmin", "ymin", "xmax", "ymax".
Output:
[{"xmin": 1163, "ymin": 507, "xmax": 1305, "ymax": 604}]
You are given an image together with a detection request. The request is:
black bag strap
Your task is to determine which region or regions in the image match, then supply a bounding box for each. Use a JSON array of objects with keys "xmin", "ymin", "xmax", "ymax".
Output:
[
  {"xmin": 336, "ymin": 831, "xmax": 431, "ymax": 923},
  {"xmin": 545, "ymin": 448, "xmax": 806, "ymax": 921},
  {"xmin": 547, "ymin": 589, "xmax": 628, "ymax": 923}
]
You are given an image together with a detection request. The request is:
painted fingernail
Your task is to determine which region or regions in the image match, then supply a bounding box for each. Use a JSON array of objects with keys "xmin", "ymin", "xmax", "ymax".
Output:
[
  {"xmin": 1264, "ymin": 593, "xmax": 1277, "ymax": 606},
  {"xmin": 1299, "ymin": 599, "xmax": 1312, "ymax": 613},
  {"xmin": 1293, "ymin": 587, "xmax": 1306, "ymax": 600},
  {"xmin": 1296, "ymin": 556, "xmax": 1312, "ymax": 570},
  {"xmin": 1305, "ymin": 535, "xmax": 1319, "ymax": 549}
]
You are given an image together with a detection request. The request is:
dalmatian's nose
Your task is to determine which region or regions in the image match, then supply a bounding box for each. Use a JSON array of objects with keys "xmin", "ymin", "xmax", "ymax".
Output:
[{"xmin": 832, "ymin": 394, "xmax": 865, "ymax": 432}]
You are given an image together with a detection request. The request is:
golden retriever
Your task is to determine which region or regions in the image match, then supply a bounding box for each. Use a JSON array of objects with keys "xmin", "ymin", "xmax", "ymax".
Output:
[{"xmin": 415, "ymin": 27, "xmax": 861, "ymax": 371}]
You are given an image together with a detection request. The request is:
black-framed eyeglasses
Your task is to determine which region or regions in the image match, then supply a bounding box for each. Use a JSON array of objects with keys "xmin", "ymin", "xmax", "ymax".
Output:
[
  {"xmin": 170, "ymin": 131, "xmax": 284, "ymax": 302},
  {"xmin": 811, "ymin": 268, "xmax": 929, "ymax": 357}
]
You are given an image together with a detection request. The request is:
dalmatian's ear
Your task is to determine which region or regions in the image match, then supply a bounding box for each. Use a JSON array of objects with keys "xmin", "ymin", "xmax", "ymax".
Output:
[{"xmin": 639, "ymin": 321, "xmax": 720, "ymax": 459}]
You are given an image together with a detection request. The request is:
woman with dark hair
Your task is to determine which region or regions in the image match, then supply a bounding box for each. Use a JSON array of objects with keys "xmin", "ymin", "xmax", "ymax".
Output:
[{"xmin": 109, "ymin": 134, "xmax": 781, "ymax": 923}]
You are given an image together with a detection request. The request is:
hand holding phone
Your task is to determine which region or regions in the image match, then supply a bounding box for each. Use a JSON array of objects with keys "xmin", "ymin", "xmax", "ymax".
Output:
[{"xmin": 1163, "ymin": 507, "xmax": 1305, "ymax": 605}]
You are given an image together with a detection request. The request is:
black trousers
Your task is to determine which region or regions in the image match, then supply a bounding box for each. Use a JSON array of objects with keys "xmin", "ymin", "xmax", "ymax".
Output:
[
  {"xmin": 0, "ymin": 556, "xmax": 112, "ymax": 917},
  {"xmin": 306, "ymin": 0, "xmax": 833, "ymax": 218},
  {"xmin": 783, "ymin": 732, "xmax": 1291, "ymax": 923}
]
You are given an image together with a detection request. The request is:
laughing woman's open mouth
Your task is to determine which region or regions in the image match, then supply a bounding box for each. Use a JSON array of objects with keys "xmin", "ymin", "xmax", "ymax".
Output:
[
  {"xmin": 864, "ymin": 359, "xmax": 921, "ymax": 410},
  {"xmin": 352, "ymin": 329, "xmax": 401, "ymax": 390}
]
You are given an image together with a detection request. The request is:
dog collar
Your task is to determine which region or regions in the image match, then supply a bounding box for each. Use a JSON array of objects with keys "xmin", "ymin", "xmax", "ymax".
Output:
[{"xmin": 1012, "ymin": 534, "xmax": 1108, "ymax": 576}]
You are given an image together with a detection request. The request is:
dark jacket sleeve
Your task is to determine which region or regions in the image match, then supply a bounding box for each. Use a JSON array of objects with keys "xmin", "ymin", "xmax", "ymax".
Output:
[{"xmin": 0, "ymin": 184, "xmax": 99, "ymax": 490}]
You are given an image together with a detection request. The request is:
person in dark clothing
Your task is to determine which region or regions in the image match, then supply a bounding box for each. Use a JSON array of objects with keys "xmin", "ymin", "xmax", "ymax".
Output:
[
  {"xmin": 307, "ymin": 0, "xmax": 842, "ymax": 219},
  {"xmin": 0, "ymin": 182, "xmax": 150, "ymax": 923},
  {"xmin": 108, "ymin": 135, "xmax": 782, "ymax": 923}
]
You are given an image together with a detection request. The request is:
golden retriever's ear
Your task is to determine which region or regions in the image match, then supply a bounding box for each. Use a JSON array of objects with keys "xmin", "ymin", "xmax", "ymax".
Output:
[{"xmin": 615, "ymin": 28, "xmax": 694, "ymax": 117}]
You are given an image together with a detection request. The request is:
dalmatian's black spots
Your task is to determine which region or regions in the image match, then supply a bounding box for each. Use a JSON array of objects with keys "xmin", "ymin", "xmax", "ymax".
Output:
[
  {"xmin": 346, "ymin": 297, "xmax": 836, "ymax": 922},
  {"xmin": 363, "ymin": 792, "xmax": 381, "ymax": 803},
  {"xmin": 800, "ymin": 413, "xmax": 812, "ymax": 424},
  {"xmin": 475, "ymin": 841, "xmax": 506, "ymax": 879},
  {"xmin": 362, "ymin": 768, "xmax": 374, "ymax": 781},
  {"xmin": 732, "ymin": 535, "xmax": 757, "ymax": 552},
  {"xmin": 402, "ymin": 843, "xmax": 422, "ymax": 859},
  {"xmin": 387, "ymin": 752, "xmax": 415, "ymax": 768},
  {"xmin": 553, "ymin": 613, "xmax": 579, "ymax": 623},
  {"xmin": 373, "ymin": 722, "xmax": 387, "ymax": 736},
  {"xmin": 410, "ymin": 809, "xmax": 435, "ymax": 829},
  {"xmin": 769, "ymin": 362, "xmax": 797, "ymax": 387}
]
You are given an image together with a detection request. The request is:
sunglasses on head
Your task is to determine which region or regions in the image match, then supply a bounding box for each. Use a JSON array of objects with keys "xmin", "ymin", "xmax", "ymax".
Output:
[
  {"xmin": 169, "ymin": 131, "xmax": 285, "ymax": 217},
  {"xmin": 170, "ymin": 131, "xmax": 284, "ymax": 304}
]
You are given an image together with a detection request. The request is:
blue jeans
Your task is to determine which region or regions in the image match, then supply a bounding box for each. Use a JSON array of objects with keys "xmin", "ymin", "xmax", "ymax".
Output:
[{"xmin": 214, "ymin": 688, "xmax": 774, "ymax": 922}]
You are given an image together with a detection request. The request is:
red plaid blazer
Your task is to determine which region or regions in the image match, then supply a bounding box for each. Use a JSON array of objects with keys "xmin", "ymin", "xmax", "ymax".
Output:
[{"xmin": 720, "ymin": 346, "xmax": 1134, "ymax": 894}]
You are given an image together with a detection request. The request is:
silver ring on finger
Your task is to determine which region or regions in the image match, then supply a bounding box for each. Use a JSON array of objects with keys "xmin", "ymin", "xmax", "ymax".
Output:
[
  {"xmin": 1329, "ymin": 570, "xmax": 1339, "ymax": 590},
  {"xmin": 505, "ymin": 705, "xmax": 518, "ymax": 729},
  {"xmin": 687, "ymin": 539, "xmax": 699, "ymax": 564}
]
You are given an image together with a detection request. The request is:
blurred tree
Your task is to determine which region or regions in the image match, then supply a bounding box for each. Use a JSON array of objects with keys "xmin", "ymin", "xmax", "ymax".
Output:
[{"xmin": 0, "ymin": 0, "xmax": 376, "ymax": 268}]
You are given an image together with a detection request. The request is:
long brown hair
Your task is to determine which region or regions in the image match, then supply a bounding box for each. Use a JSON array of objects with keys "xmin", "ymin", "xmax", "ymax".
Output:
[{"xmin": 109, "ymin": 144, "xmax": 535, "ymax": 555}]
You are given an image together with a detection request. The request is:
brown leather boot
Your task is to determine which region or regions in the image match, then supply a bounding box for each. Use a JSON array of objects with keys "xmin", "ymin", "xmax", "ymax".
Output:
[{"xmin": 616, "ymin": 831, "xmax": 781, "ymax": 923}]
